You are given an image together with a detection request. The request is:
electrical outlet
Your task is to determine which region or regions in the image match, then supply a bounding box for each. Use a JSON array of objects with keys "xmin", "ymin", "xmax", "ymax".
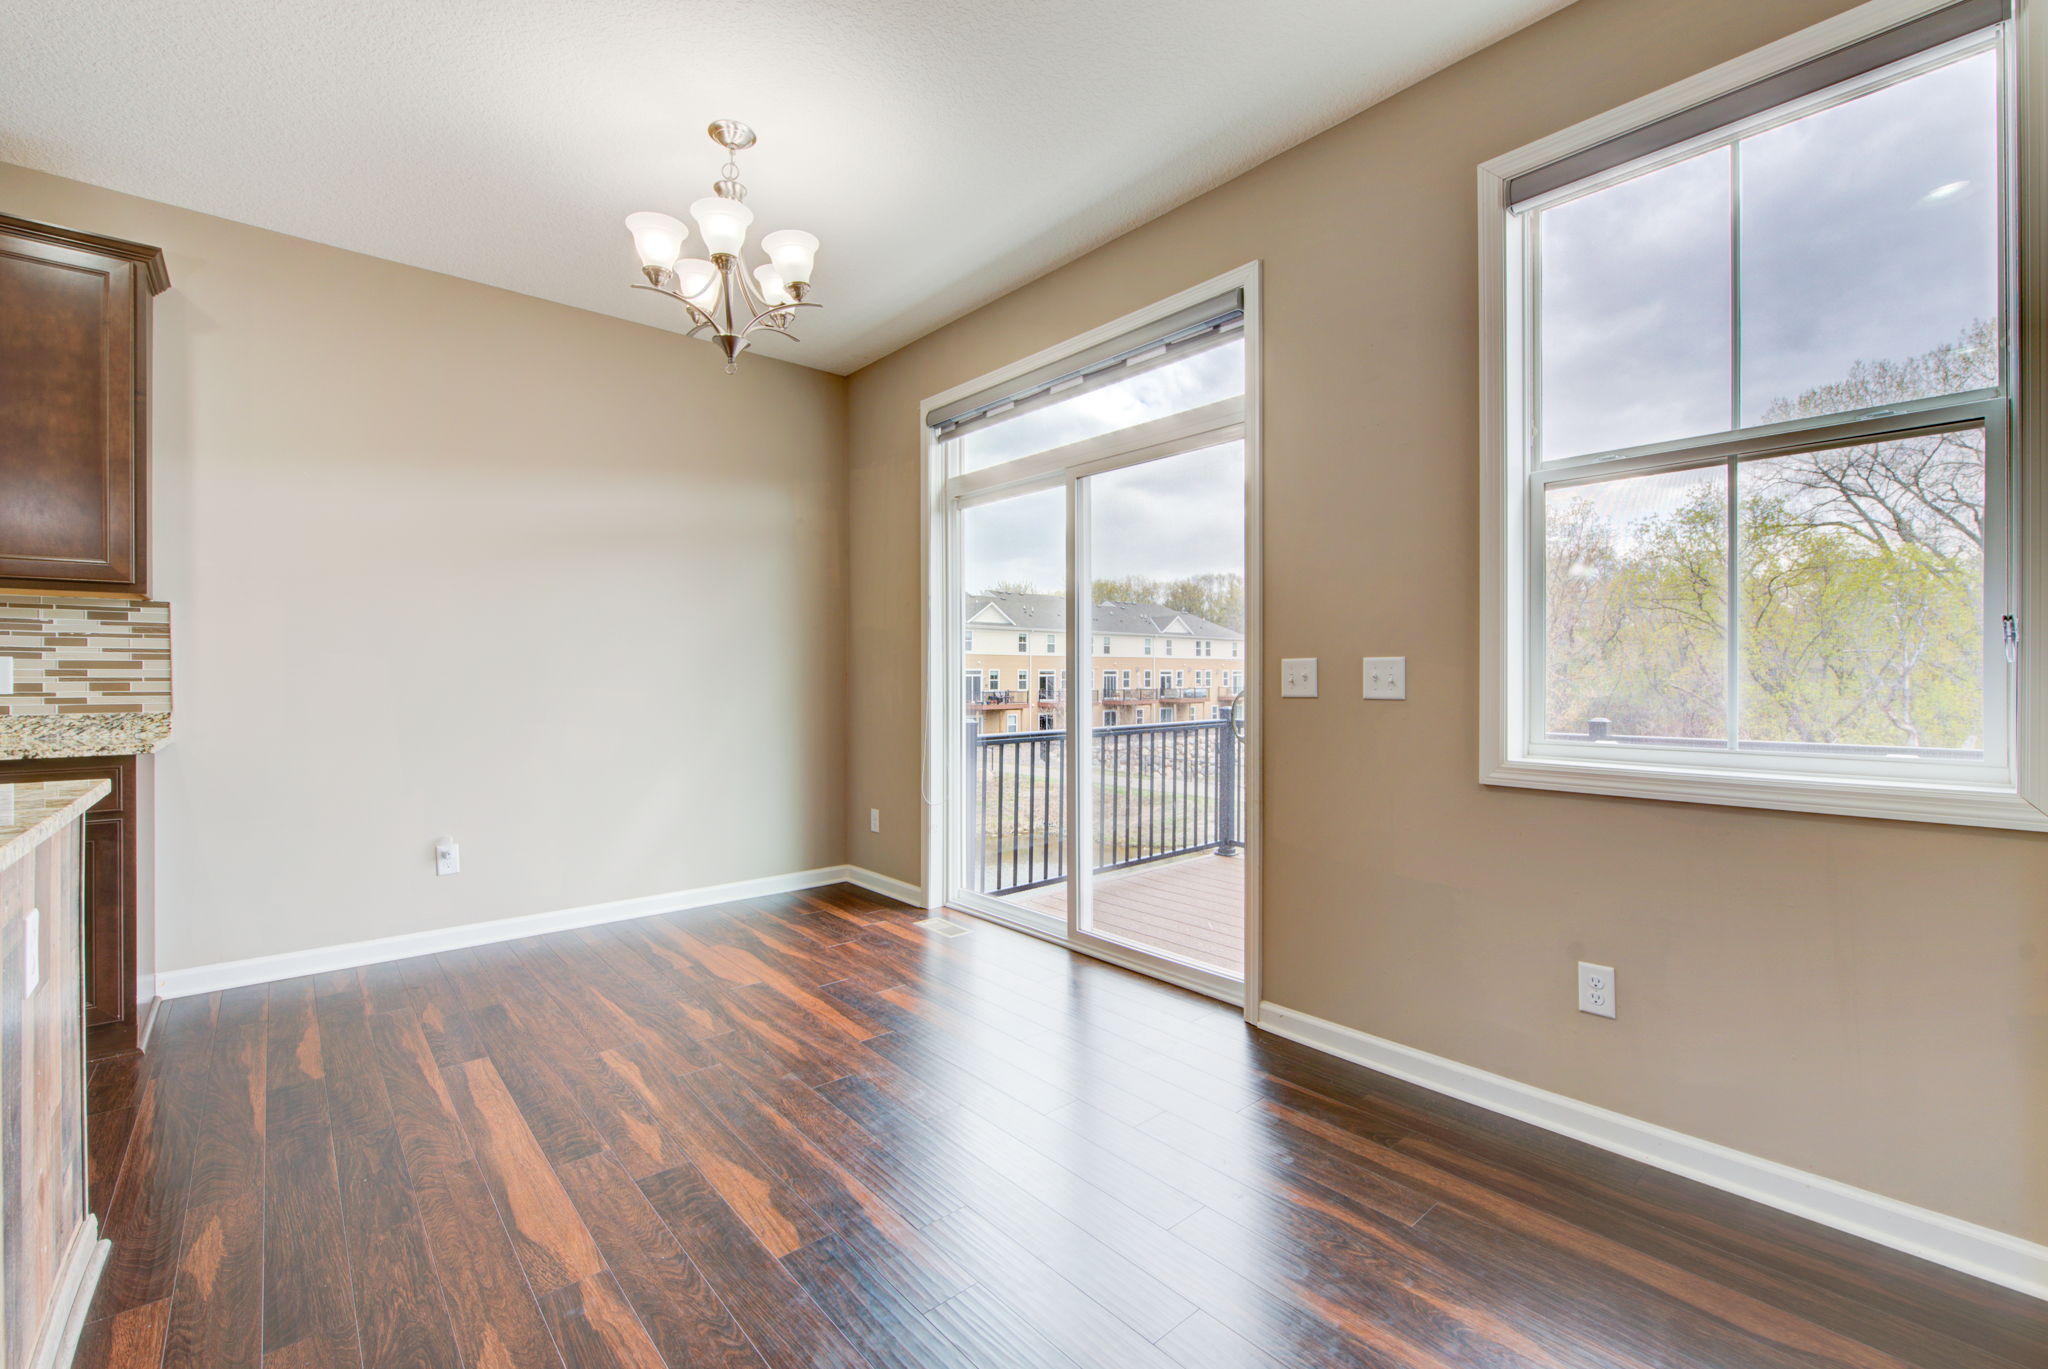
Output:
[
  {"xmin": 435, "ymin": 838, "xmax": 461, "ymax": 876},
  {"xmin": 23, "ymin": 907, "xmax": 39, "ymax": 996},
  {"xmin": 869, "ymin": 808, "xmax": 881, "ymax": 833},
  {"xmin": 1578, "ymin": 961, "xmax": 1616, "ymax": 1018},
  {"xmin": 1280, "ymin": 658, "xmax": 1318, "ymax": 698},
  {"xmin": 1362, "ymin": 657, "xmax": 1406, "ymax": 700}
]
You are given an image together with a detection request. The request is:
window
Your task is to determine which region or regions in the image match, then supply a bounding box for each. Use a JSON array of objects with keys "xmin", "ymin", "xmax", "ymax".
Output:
[
  {"xmin": 1038, "ymin": 670, "xmax": 1056, "ymax": 696},
  {"xmin": 1103, "ymin": 710, "xmax": 1117, "ymax": 727},
  {"xmin": 1142, "ymin": 670, "xmax": 1154, "ymax": 689},
  {"xmin": 1102, "ymin": 668, "xmax": 1116, "ymax": 695},
  {"xmin": 1039, "ymin": 713, "xmax": 1057, "ymax": 730},
  {"xmin": 1165, "ymin": 640, "xmax": 1175, "ymax": 655},
  {"xmin": 1161, "ymin": 705, "xmax": 1177, "ymax": 723},
  {"xmin": 1230, "ymin": 642, "xmax": 1239, "ymax": 658},
  {"xmin": 1045, "ymin": 635, "xmax": 1057, "ymax": 652},
  {"xmin": 1144, "ymin": 637, "xmax": 1154, "ymax": 655},
  {"xmin": 1121, "ymin": 670, "xmax": 1132, "ymax": 689},
  {"xmin": 1482, "ymin": 0, "xmax": 2043, "ymax": 829},
  {"xmin": 1135, "ymin": 709, "xmax": 1148, "ymax": 724},
  {"xmin": 1005, "ymin": 713, "xmax": 1020, "ymax": 733},
  {"xmin": 1212, "ymin": 705, "xmax": 1226, "ymax": 721},
  {"xmin": 1017, "ymin": 670, "xmax": 1029, "ymax": 691},
  {"xmin": 1017, "ymin": 633, "xmax": 1029, "ymax": 653},
  {"xmin": 966, "ymin": 670, "xmax": 983, "ymax": 701},
  {"xmin": 1101, "ymin": 636, "xmax": 1111, "ymax": 653}
]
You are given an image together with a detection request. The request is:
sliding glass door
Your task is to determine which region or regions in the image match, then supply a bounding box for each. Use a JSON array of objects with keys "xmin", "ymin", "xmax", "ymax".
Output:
[
  {"xmin": 957, "ymin": 487, "xmax": 1070, "ymax": 915},
  {"xmin": 939, "ymin": 288, "xmax": 1250, "ymax": 997},
  {"xmin": 1079, "ymin": 442, "xmax": 1246, "ymax": 976}
]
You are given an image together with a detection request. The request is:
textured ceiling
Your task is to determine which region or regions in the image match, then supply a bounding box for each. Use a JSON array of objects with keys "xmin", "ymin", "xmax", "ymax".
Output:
[{"xmin": 2, "ymin": 0, "xmax": 1572, "ymax": 373}]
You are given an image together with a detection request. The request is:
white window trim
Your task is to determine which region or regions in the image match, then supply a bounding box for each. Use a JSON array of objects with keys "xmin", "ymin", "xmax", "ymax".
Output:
[{"xmin": 1478, "ymin": 0, "xmax": 2048, "ymax": 832}]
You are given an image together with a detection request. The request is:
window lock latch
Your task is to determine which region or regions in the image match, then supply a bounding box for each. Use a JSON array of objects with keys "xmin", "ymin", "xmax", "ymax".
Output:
[{"xmin": 2004, "ymin": 614, "xmax": 2019, "ymax": 663}]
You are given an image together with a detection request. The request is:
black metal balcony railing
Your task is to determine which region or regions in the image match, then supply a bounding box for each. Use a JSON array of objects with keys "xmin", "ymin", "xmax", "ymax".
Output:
[{"xmin": 968, "ymin": 719, "xmax": 1243, "ymax": 896}]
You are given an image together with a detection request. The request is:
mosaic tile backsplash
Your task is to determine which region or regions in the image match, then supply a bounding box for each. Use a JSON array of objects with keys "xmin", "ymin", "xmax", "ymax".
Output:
[{"xmin": 0, "ymin": 596, "xmax": 172, "ymax": 716}]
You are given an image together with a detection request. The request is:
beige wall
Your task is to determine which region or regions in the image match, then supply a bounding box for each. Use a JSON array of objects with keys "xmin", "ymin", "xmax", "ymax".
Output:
[
  {"xmin": 0, "ymin": 163, "xmax": 849, "ymax": 976},
  {"xmin": 845, "ymin": 0, "xmax": 2048, "ymax": 1242}
]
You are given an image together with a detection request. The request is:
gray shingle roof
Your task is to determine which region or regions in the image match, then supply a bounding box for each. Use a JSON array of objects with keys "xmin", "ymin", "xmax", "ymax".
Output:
[{"xmin": 966, "ymin": 591, "xmax": 1242, "ymax": 640}]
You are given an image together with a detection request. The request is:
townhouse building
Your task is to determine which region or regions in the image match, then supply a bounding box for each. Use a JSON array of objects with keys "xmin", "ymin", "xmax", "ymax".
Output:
[{"xmin": 963, "ymin": 591, "xmax": 1245, "ymax": 734}]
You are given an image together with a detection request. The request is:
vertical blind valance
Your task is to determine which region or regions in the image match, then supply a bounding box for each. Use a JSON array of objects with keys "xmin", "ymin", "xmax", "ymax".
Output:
[
  {"xmin": 927, "ymin": 291, "xmax": 1243, "ymax": 439},
  {"xmin": 1505, "ymin": 0, "xmax": 2008, "ymax": 208}
]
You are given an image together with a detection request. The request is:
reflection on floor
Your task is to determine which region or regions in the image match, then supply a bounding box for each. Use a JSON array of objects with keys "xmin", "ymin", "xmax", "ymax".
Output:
[{"xmin": 1007, "ymin": 850, "xmax": 1244, "ymax": 976}]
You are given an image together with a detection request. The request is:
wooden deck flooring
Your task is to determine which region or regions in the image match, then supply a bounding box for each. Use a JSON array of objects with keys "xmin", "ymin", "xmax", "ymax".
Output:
[
  {"xmin": 75, "ymin": 883, "xmax": 2047, "ymax": 1368},
  {"xmin": 1004, "ymin": 851, "xmax": 1245, "ymax": 974}
]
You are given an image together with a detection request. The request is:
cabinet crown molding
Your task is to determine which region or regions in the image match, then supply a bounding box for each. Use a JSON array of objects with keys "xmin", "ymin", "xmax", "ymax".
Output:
[{"xmin": 0, "ymin": 212, "xmax": 170, "ymax": 294}]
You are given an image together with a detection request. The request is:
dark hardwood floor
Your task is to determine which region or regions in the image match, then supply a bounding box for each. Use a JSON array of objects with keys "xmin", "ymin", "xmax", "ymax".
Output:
[{"xmin": 76, "ymin": 884, "xmax": 2046, "ymax": 1368}]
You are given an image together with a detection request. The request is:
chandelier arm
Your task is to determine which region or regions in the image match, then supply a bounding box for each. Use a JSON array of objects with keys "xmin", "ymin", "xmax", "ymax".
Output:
[
  {"xmin": 629, "ymin": 282, "xmax": 721, "ymax": 334},
  {"xmin": 738, "ymin": 299, "xmax": 821, "ymax": 339}
]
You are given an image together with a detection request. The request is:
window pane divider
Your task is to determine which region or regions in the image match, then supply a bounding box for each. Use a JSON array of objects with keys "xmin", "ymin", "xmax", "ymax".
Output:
[{"xmin": 1531, "ymin": 398, "xmax": 2003, "ymax": 488}]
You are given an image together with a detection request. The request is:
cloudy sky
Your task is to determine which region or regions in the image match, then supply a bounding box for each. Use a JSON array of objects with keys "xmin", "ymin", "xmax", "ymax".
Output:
[
  {"xmin": 961, "ymin": 440, "xmax": 1246, "ymax": 596},
  {"xmin": 958, "ymin": 339, "xmax": 1247, "ymax": 596},
  {"xmin": 1538, "ymin": 46, "xmax": 1998, "ymax": 460}
]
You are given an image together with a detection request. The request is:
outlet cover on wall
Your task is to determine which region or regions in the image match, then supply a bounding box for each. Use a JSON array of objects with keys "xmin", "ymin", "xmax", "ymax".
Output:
[
  {"xmin": 870, "ymin": 808, "xmax": 881, "ymax": 833},
  {"xmin": 1578, "ymin": 961, "xmax": 1616, "ymax": 1018},
  {"xmin": 435, "ymin": 838, "xmax": 460, "ymax": 876}
]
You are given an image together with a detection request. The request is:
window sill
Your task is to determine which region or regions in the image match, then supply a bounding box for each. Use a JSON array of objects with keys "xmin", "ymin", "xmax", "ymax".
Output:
[{"xmin": 1482, "ymin": 754, "xmax": 2048, "ymax": 831}]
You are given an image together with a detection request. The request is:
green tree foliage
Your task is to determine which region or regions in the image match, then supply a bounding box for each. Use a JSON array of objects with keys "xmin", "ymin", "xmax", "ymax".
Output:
[
  {"xmin": 973, "ymin": 573, "xmax": 1246, "ymax": 632},
  {"xmin": 1092, "ymin": 573, "xmax": 1245, "ymax": 631},
  {"xmin": 1548, "ymin": 325, "xmax": 1990, "ymax": 752}
]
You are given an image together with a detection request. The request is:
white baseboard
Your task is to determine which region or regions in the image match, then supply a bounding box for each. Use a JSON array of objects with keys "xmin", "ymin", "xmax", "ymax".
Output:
[
  {"xmin": 32, "ymin": 1217, "xmax": 108, "ymax": 1369},
  {"xmin": 841, "ymin": 865, "xmax": 923, "ymax": 904},
  {"xmin": 1258, "ymin": 1003, "xmax": 2048, "ymax": 1303},
  {"xmin": 155, "ymin": 864, "xmax": 878, "ymax": 999}
]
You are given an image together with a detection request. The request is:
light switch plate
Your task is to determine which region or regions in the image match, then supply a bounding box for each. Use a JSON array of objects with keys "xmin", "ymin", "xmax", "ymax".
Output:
[
  {"xmin": 1280, "ymin": 658, "xmax": 1318, "ymax": 698},
  {"xmin": 1363, "ymin": 657, "xmax": 1406, "ymax": 700}
]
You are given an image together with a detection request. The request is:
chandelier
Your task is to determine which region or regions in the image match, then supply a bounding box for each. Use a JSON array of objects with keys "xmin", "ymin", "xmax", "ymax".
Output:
[{"xmin": 624, "ymin": 119, "xmax": 819, "ymax": 373}]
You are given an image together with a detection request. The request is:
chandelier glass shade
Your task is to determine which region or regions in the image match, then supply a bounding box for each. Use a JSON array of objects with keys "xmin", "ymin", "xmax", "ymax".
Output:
[{"xmin": 625, "ymin": 120, "xmax": 819, "ymax": 372}]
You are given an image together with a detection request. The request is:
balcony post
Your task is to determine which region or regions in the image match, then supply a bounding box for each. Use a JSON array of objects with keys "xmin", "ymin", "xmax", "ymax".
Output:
[{"xmin": 1217, "ymin": 720, "xmax": 1240, "ymax": 857}]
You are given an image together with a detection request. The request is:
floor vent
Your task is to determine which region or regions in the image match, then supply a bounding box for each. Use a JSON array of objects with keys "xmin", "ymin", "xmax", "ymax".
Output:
[{"xmin": 915, "ymin": 916, "xmax": 971, "ymax": 937}]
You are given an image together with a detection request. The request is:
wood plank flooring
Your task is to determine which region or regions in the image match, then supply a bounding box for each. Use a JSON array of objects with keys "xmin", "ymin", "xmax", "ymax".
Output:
[{"xmin": 77, "ymin": 884, "xmax": 2046, "ymax": 1368}]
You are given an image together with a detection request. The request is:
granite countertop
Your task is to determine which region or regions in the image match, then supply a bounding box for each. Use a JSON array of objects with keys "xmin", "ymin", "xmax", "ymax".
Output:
[
  {"xmin": 0, "ymin": 712, "xmax": 173, "ymax": 761},
  {"xmin": 0, "ymin": 779, "xmax": 111, "ymax": 872}
]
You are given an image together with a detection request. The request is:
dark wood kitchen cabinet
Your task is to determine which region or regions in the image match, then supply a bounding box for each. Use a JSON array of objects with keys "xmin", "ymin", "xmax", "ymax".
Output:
[
  {"xmin": 0, "ymin": 214, "xmax": 169, "ymax": 597},
  {"xmin": 0, "ymin": 755, "xmax": 143, "ymax": 1058}
]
